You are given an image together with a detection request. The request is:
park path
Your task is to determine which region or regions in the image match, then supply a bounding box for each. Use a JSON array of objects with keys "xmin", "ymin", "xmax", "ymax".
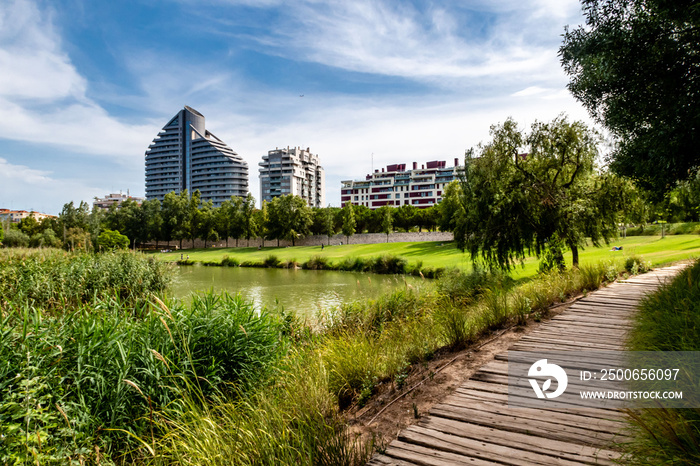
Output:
[{"xmin": 368, "ymin": 265, "xmax": 685, "ymax": 466}]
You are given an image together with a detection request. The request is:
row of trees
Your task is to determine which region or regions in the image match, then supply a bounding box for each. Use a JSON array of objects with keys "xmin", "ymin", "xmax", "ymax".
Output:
[{"xmin": 2, "ymin": 191, "xmax": 443, "ymax": 251}]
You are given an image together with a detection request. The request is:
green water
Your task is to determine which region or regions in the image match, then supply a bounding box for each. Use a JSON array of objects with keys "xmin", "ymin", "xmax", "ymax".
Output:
[{"xmin": 170, "ymin": 266, "xmax": 425, "ymax": 317}]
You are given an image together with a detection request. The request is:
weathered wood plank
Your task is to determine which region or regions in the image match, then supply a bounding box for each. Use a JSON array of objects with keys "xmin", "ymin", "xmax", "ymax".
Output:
[
  {"xmin": 419, "ymin": 417, "xmax": 620, "ymax": 465},
  {"xmin": 368, "ymin": 267, "xmax": 683, "ymax": 466}
]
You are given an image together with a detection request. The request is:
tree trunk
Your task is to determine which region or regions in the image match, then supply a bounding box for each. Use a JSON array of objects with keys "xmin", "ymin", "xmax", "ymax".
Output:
[
  {"xmin": 571, "ymin": 244, "xmax": 579, "ymax": 268},
  {"xmin": 179, "ymin": 238, "xmax": 183, "ymax": 250},
  {"xmin": 226, "ymin": 237, "xmax": 229, "ymax": 247}
]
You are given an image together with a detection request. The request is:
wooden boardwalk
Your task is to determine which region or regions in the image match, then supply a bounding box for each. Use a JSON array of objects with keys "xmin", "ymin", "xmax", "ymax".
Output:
[{"xmin": 369, "ymin": 265, "xmax": 685, "ymax": 466}]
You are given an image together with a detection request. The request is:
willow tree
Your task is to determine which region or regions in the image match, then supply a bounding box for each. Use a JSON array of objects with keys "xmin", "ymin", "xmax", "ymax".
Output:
[{"xmin": 456, "ymin": 116, "xmax": 627, "ymax": 270}]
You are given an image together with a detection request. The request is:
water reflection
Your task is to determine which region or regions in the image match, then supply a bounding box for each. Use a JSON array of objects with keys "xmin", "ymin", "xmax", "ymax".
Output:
[{"xmin": 170, "ymin": 266, "xmax": 423, "ymax": 317}]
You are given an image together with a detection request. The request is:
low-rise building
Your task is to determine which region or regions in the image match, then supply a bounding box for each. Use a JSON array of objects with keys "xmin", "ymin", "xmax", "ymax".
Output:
[
  {"xmin": 93, "ymin": 192, "xmax": 145, "ymax": 211},
  {"xmin": 0, "ymin": 209, "xmax": 56, "ymax": 223},
  {"xmin": 341, "ymin": 159, "xmax": 462, "ymax": 209}
]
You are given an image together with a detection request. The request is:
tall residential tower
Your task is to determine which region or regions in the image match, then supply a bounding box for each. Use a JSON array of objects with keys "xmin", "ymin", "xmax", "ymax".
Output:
[
  {"xmin": 145, "ymin": 106, "xmax": 248, "ymax": 206},
  {"xmin": 259, "ymin": 146, "xmax": 325, "ymax": 207}
]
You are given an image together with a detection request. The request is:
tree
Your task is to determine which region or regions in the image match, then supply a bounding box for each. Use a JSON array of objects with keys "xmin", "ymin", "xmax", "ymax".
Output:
[
  {"xmin": 324, "ymin": 206, "xmax": 337, "ymax": 245},
  {"xmin": 241, "ymin": 193, "xmax": 258, "ymax": 247},
  {"xmin": 186, "ymin": 190, "xmax": 202, "ymax": 248},
  {"xmin": 30, "ymin": 229, "xmax": 61, "ymax": 248},
  {"xmin": 393, "ymin": 205, "xmax": 416, "ymax": 232},
  {"xmin": 267, "ymin": 195, "xmax": 312, "ymax": 246},
  {"xmin": 341, "ymin": 202, "xmax": 356, "ymax": 244},
  {"xmin": 455, "ymin": 116, "xmax": 626, "ymax": 270},
  {"xmin": 3, "ymin": 229, "xmax": 30, "ymax": 248},
  {"xmin": 560, "ymin": 0, "xmax": 700, "ymax": 195},
  {"xmin": 142, "ymin": 199, "xmax": 163, "ymax": 248},
  {"xmin": 379, "ymin": 206, "xmax": 393, "ymax": 242},
  {"xmin": 162, "ymin": 191, "xmax": 190, "ymax": 250},
  {"xmin": 97, "ymin": 229, "xmax": 129, "ymax": 250},
  {"xmin": 255, "ymin": 200, "xmax": 270, "ymax": 247},
  {"xmin": 195, "ymin": 200, "xmax": 219, "ymax": 248}
]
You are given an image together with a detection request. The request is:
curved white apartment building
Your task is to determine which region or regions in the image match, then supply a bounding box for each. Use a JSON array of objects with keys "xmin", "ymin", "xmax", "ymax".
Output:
[{"xmin": 145, "ymin": 106, "xmax": 248, "ymax": 206}]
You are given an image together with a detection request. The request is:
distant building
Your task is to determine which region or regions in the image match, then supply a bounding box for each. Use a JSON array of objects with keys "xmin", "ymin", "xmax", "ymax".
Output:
[
  {"xmin": 145, "ymin": 106, "xmax": 248, "ymax": 207},
  {"xmin": 341, "ymin": 159, "xmax": 463, "ymax": 209},
  {"xmin": 93, "ymin": 192, "xmax": 145, "ymax": 211},
  {"xmin": 259, "ymin": 146, "xmax": 325, "ymax": 207},
  {"xmin": 0, "ymin": 209, "xmax": 56, "ymax": 223}
]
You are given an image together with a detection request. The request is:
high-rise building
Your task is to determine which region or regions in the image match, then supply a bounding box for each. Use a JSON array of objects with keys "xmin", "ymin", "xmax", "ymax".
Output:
[
  {"xmin": 259, "ymin": 146, "xmax": 325, "ymax": 207},
  {"xmin": 145, "ymin": 106, "xmax": 248, "ymax": 206},
  {"xmin": 341, "ymin": 159, "xmax": 463, "ymax": 209}
]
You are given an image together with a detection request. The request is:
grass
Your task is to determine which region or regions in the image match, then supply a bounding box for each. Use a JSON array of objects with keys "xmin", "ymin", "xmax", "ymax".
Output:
[
  {"xmin": 622, "ymin": 261, "xmax": 700, "ymax": 465},
  {"xmin": 150, "ymin": 235, "xmax": 700, "ymax": 279},
  {"xmin": 0, "ymin": 247, "xmax": 692, "ymax": 465}
]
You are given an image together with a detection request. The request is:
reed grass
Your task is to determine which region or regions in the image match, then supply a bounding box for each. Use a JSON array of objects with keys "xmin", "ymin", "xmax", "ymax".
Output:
[
  {"xmin": 0, "ymin": 248, "xmax": 651, "ymax": 464},
  {"xmin": 622, "ymin": 260, "xmax": 700, "ymax": 465}
]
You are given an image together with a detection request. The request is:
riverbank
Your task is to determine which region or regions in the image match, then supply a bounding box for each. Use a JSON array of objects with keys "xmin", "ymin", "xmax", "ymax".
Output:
[
  {"xmin": 1, "ymin": 248, "xmax": 696, "ymax": 464},
  {"xmin": 152, "ymin": 235, "xmax": 700, "ymax": 280}
]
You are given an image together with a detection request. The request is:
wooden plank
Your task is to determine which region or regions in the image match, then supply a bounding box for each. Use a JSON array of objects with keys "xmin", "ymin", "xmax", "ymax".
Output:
[
  {"xmin": 383, "ymin": 440, "xmax": 495, "ymax": 466},
  {"xmin": 420, "ymin": 417, "xmax": 620, "ymax": 465},
  {"xmin": 450, "ymin": 385, "xmax": 626, "ymax": 421},
  {"xmin": 367, "ymin": 266, "xmax": 683, "ymax": 466},
  {"xmin": 400, "ymin": 425, "xmax": 588, "ymax": 466},
  {"xmin": 428, "ymin": 404, "xmax": 627, "ymax": 446},
  {"xmin": 438, "ymin": 397, "xmax": 624, "ymax": 433},
  {"xmin": 368, "ymin": 454, "xmax": 422, "ymax": 466}
]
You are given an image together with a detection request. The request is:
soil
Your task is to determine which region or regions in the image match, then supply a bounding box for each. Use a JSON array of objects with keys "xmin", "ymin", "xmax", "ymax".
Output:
[{"xmin": 344, "ymin": 294, "xmax": 584, "ymax": 449}]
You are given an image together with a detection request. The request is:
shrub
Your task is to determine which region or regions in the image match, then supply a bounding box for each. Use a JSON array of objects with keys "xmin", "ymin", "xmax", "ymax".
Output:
[
  {"xmin": 2, "ymin": 229, "xmax": 30, "ymax": 248},
  {"xmin": 221, "ymin": 255, "xmax": 239, "ymax": 267},
  {"xmin": 263, "ymin": 255, "xmax": 280, "ymax": 268},
  {"xmin": 304, "ymin": 255, "xmax": 329, "ymax": 270}
]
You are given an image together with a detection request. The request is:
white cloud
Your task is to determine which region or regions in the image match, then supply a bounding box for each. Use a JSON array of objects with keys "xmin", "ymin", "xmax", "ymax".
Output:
[
  {"xmin": 0, "ymin": 0, "xmax": 151, "ymax": 162},
  {"xmin": 213, "ymin": 0, "xmax": 584, "ymax": 87},
  {"xmin": 0, "ymin": 157, "xmax": 104, "ymax": 214}
]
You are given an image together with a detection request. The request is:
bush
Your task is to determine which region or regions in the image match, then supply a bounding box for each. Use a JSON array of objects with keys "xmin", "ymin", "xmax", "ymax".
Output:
[
  {"xmin": 0, "ymin": 249, "xmax": 171, "ymax": 309},
  {"xmin": 304, "ymin": 255, "xmax": 330, "ymax": 270},
  {"xmin": 0, "ymin": 292, "xmax": 287, "ymax": 463},
  {"xmin": 263, "ymin": 255, "xmax": 280, "ymax": 268},
  {"xmin": 2, "ymin": 229, "xmax": 30, "ymax": 248},
  {"xmin": 97, "ymin": 229, "xmax": 129, "ymax": 250},
  {"xmin": 221, "ymin": 255, "xmax": 239, "ymax": 267}
]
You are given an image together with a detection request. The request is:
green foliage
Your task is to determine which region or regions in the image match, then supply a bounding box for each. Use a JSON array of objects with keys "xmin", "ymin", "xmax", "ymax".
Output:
[
  {"xmin": 29, "ymin": 229, "xmax": 61, "ymax": 248},
  {"xmin": 455, "ymin": 116, "xmax": 626, "ymax": 269},
  {"xmin": 97, "ymin": 229, "xmax": 129, "ymax": 250},
  {"xmin": 0, "ymin": 249, "xmax": 170, "ymax": 309},
  {"xmin": 560, "ymin": 0, "xmax": 700, "ymax": 195},
  {"xmin": 267, "ymin": 195, "xmax": 312, "ymax": 246},
  {"xmin": 341, "ymin": 202, "xmax": 356, "ymax": 243},
  {"xmin": 0, "ymin": 291, "xmax": 286, "ymax": 463},
  {"xmin": 2, "ymin": 229, "xmax": 30, "ymax": 248},
  {"xmin": 624, "ymin": 261, "xmax": 700, "ymax": 464}
]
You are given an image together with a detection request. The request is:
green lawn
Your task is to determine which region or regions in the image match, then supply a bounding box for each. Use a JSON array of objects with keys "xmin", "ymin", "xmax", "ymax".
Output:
[{"xmin": 151, "ymin": 234, "xmax": 700, "ymax": 279}]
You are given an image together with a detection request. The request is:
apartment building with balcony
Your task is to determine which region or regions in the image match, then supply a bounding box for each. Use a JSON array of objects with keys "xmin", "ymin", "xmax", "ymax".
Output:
[
  {"xmin": 145, "ymin": 106, "xmax": 248, "ymax": 207},
  {"xmin": 341, "ymin": 159, "xmax": 462, "ymax": 209},
  {"xmin": 259, "ymin": 146, "xmax": 325, "ymax": 207}
]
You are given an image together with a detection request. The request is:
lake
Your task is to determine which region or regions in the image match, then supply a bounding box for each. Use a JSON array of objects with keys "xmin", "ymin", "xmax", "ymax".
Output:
[{"xmin": 170, "ymin": 265, "xmax": 425, "ymax": 317}]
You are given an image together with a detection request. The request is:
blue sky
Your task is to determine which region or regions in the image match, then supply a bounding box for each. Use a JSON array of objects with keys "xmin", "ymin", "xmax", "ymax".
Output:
[{"xmin": 0, "ymin": 0, "xmax": 592, "ymax": 214}]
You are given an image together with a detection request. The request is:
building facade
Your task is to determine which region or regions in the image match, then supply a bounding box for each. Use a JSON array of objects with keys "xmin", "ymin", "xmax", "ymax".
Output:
[
  {"xmin": 341, "ymin": 159, "xmax": 462, "ymax": 209},
  {"xmin": 259, "ymin": 146, "xmax": 325, "ymax": 207},
  {"xmin": 0, "ymin": 209, "xmax": 56, "ymax": 223},
  {"xmin": 93, "ymin": 192, "xmax": 145, "ymax": 211},
  {"xmin": 145, "ymin": 106, "xmax": 248, "ymax": 206}
]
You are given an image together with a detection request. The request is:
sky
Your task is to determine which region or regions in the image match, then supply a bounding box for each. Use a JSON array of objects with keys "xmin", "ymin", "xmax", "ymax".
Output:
[{"xmin": 0, "ymin": 0, "xmax": 594, "ymax": 215}]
